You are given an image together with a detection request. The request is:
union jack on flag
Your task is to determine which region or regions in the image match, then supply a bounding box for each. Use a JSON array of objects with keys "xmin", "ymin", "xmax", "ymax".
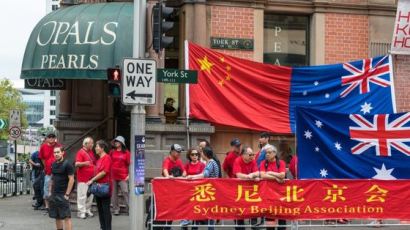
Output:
[
  {"xmin": 340, "ymin": 56, "xmax": 391, "ymax": 98},
  {"xmin": 350, "ymin": 113, "xmax": 410, "ymax": 157},
  {"xmin": 297, "ymin": 108, "xmax": 410, "ymax": 179}
]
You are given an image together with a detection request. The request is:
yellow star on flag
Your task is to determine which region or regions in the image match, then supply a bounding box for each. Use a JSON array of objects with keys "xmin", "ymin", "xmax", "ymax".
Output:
[
  {"xmin": 225, "ymin": 75, "xmax": 231, "ymax": 81},
  {"xmin": 219, "ymin": 57, "xmax": 225, "ymax": 62},
  {"xmin": 197, "ymin": 56, "xmax": 214, "ymax": 74},
  {"xmin": 226, "ymin": 65, "xmax": 231, "ymax": 71},
  {"xmin": 218, "ymin": 79, "xmax": 224, "ymax": 86}
]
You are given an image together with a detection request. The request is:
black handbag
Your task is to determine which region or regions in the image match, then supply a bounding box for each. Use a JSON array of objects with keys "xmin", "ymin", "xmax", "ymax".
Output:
[{"xmin": 90, "ymin": 182, "xmax": 110, "ymax": 198}]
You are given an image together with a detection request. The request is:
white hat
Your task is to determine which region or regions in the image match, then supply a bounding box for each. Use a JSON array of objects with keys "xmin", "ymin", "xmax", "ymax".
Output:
[{"xmin": 114, "ymin": 136, "xmax": 126, "ymax": 146}]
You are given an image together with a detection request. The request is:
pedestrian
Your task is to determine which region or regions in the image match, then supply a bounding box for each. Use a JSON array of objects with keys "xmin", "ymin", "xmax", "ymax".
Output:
[
  {"xmin": 181, "ymin": 148, "xmax": 205, "ymax": 229},
  {"xmin": 255, "ymin": 132, "xmax": 270, "ymax": 168},
  {"xmin": 222, "ymin": 138, "xmax": 241, "ymax": 178},
  {"xmin": 232, "ymin": 145, "xmax": 260, "ymax": 230},
  {"xmin": 48, "ymin": 146, "xmax": 75, "ymax": 230},
  {"xmin": 110, "ymin": 136, "xmax": 130, "ymax": 216},
  {"xmin": 75, "ymin": 137, "xmax": 96, "ymax": 219},
  {"xmin": 29, "ymin": 150, "xmax": 44, "ymax": 210},
  {"xmin": 162, "ymin": 144, "xmax": 186, "ymax": 178},
  {"xmin": 39, "ymin": 131, "xmax": 61, "ymax": 214},
  {"xmin": 260, "ymin": 145, "xmax": 286, "ymax": 230},
  {"xmin": 87, "ymin": 140, "xmax": 112, "ymax": 230},
  {"xmin": 198, "ymin": 139, "xmax": 222, "ymax": 178},
  {"xmin": 187, "ymin": 146, "xmax": 220, "ymax": 230}
]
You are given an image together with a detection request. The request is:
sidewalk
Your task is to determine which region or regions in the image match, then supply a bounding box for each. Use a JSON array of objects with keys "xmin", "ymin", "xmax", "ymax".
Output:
[{"xmin": 0, "ymin": 195, "xmax": 129, "ymax": 230}]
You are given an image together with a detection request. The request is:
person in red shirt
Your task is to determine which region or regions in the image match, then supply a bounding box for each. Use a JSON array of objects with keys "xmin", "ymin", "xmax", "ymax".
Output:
[
  {"xmin": 232, "ymin": 145, "xmax": 259, "ymax": 230},
  {"xmin": 87, "ymin": 140, "xmax": 112, "ymax": 230},
  {"xmin": 109, "ymin": 136, "xmax": 131, "ymax": 216},
  {"xmin": 260, "ymin": 145, "xmax": 286, "ymax": 230},
  {"xmin": 39, "ymin": 132, "xmax": 61, "ymax": 213},
  {"xmin": 75, "ymin": 137, "xmax": 96, "ymax": 219},
  {"xmin": 162, "ymin": 144, "xmax": 186, "ymax": 178},
  {"xmin": 222, "ymin": 138, "xmax": 241, "ymax": 178},
  {"xmin": 185, "ymin": 148, "xmax": 205, "ymax": 176}
]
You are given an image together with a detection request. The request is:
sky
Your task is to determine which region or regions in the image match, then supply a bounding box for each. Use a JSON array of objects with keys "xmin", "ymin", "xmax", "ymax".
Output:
[{"xmin": 0, "ymin": 1, "xmax": 46, "ymax": 88}]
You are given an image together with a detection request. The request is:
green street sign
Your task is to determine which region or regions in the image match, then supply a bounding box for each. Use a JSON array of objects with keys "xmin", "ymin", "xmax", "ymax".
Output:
[
  {"xmin": 157, "ymin": 68, "xmax": 198, "ymax": 84},
  {"xmin": 0, "ymin": 119, "xmax": 7, "ymax": 129}
]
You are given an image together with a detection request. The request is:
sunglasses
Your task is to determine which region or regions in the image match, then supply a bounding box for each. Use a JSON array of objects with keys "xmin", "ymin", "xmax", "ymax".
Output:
[
  {"xmin": 248, "ymin": 154, "xmax": 255, "ymax": 156},
  {"xmin": 190, "ymin": 153, "xmax": 199, "ymax": 156}
]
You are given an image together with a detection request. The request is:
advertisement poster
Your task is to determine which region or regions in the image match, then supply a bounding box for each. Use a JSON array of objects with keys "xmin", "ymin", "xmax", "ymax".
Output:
[{"xmin": 134, "ymin": 135, "xmax": 145, "ymax": 195}]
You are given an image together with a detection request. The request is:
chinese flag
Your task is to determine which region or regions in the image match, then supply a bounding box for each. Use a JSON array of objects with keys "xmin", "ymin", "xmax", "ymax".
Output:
[{"xmin": 188, "ymin": 42, "xmax": 292, "ymax": 133}]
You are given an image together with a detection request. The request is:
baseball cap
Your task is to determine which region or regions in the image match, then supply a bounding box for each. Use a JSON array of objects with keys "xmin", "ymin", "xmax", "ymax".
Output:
[
  {"xmin": 260, "ymin": 132, "xmax": 270, "ymax": 138},
  {"xmin": 47, "ymin": 131, "xmax": 56, "ymax": 138},
  {"xmin": 230, "ymin": 138, "xmax": 241, "ymax": 147},
  {"xmin": 171, "ymin": 144, "xmax": 183, "ymax": 152}
]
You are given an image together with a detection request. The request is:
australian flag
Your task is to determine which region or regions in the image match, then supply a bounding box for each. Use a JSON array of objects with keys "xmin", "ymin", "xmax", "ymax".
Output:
[{"xmin": 296, "ymin": 108, "xmax": 410, "ymax": 179}]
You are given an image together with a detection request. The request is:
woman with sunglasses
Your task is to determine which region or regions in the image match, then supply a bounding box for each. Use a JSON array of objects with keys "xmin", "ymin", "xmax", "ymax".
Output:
[{"xmin": 181, "ymin": 148, "xmax": 206, "ymax": 229}]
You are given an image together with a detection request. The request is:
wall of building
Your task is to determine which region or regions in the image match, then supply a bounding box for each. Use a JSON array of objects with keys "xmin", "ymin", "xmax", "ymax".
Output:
[{"xmin": 393, "ymin": 55, "xmax": 410, "ymax": 112}]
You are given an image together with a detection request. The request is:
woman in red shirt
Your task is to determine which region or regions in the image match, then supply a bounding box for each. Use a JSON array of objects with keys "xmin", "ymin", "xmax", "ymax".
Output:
[
  {"xmin": 185, "ymin": 148, "xmax": 205, "ymax": 176},
  {"xmin": 87, "ymin": 140, "xmax": 112, "ymax": 230},
  {"xmin": 109, "ymin": 136, "xmax": 130, "ymax": 216}
]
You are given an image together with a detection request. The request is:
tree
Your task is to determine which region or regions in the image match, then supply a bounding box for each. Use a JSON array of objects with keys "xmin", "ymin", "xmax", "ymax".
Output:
[{"xmin": 0, "ymin": 79, "xmax": 28, "ymax": 139}]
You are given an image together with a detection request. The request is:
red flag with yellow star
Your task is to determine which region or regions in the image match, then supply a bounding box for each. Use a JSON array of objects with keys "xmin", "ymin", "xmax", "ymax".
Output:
[{"xmin": 188, "ymin": 42, "xmax": 292, "ymax": 133}]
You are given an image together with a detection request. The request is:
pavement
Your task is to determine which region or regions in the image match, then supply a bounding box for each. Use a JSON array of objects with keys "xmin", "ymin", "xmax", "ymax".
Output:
[{"xmin": 1, "ymin": 195, "xmax": 410, "ymax": 229}]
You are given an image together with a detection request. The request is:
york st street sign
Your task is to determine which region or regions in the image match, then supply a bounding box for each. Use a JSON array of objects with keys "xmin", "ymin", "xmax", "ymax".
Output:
[
  {"xmin": 157, "ymin": 69, "xmax": 198, "ymax": 83},
  {"xmin": 122, "ymin": 58, "xmax": 156, "ymax": 105}
]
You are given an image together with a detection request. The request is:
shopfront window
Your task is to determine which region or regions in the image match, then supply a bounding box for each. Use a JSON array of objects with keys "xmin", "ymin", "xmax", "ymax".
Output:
[{"xmin": 264, "ymin": 15, "xmax": 309, "ymax": 66}]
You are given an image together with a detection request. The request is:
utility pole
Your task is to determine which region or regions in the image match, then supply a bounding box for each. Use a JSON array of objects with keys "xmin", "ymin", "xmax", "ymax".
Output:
[{"xmin": 130, "ymin": 0, "xmax": 146, "ymax": 230}]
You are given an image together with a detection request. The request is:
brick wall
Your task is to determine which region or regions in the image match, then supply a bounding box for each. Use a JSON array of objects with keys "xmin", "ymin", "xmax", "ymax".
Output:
[
  {"xmin": 325, "ymin": 13, "xmax": 369, "ymax": 64},
  {"xmin": 394, "ymin": 55, "xmax": 410, "ymax": 112},
  {"xmin": 210, "ymin": 5, "xmax": 254, "ymax": 59}
]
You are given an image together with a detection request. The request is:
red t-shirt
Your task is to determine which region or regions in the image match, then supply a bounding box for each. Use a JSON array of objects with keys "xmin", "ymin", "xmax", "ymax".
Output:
[
  {"xmin": 232, "ymin": 157, "xmax": 258, "ymax": 178},
  {"xmin": 185, "ymin": 161, "xmax": 205, "ymax": 176},
  {"xmin": 96, "ymin": 154, "xmax": 112, "ymax": 184},
  {"xmin": 39, "ymin": 142, "xmax": 61, "ymax": 175},
  {"xmin": 289, "ymin": 155, "xmax": 298, "ymax": 179},
  {"xmin": 259, "ymin": 159, "xmax": 286, "ymax": 173},
  {"xmin": 75, "ymin": 148, "xmax": 96, "ymax": 182},
  {"xmin": 110, "ymin": 149, "xmax": 131, "ymax": 181},
  {"xmin": 223, "ymin": 151, "xmax": 240, "ymax": 178},
  {"xmin": 162, "ymin": 157, "xmax": 186, "ymax": 177}
]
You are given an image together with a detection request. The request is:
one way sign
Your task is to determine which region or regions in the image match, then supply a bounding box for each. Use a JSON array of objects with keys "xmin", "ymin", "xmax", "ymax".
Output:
[{"xmin": 122, "ymin": 58, "xmax": 156, "ymax": 105}]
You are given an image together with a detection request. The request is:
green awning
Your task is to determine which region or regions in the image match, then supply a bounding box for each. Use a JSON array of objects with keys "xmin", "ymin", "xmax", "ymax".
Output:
[{"xmin": 21, "ymin": 3, "xmax": 133, "ymax": 80}]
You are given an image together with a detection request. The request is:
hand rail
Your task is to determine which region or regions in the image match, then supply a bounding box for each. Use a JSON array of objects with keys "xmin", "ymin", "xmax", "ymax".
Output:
[{"xmin": 64, "ymin": 116, "xmax": 113, "ymax": 152}]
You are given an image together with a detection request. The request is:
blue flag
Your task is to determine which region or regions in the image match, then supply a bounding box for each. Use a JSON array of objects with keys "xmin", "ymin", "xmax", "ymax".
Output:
[{"xmin": 296, "ymin": 108, "xmax": 410, "ymax": 179}]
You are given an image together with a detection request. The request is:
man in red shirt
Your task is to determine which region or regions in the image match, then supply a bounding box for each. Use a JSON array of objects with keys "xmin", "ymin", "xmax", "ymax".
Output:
[
  {"xmin": 223, "ymin": 138, "xmax": 241, "ymax": 178},
  {"xmin": 232, "ymin": 145, "xmax": 259, "ymax": 230},
  {"xmin": 162, "ymin": 144, "xmax": 186, "ymax": 178},
  {"xmin": 39, "ymin": 132, "xmax": 61, "ymax": 213},
  {"xmin": 75, "ymin": 137, "xmax": 96, "ymax": 219}
]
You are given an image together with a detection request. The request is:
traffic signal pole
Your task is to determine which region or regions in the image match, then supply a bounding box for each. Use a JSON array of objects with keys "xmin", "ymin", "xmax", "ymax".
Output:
[{"xmin": 130, "ymin": 0, "xmax": 146, "ymax": 230}]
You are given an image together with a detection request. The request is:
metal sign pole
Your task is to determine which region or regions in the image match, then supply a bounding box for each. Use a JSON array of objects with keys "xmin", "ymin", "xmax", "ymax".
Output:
[{"xmin": 130, "ymin": 0, "xmax": 146, "ymax": 230}]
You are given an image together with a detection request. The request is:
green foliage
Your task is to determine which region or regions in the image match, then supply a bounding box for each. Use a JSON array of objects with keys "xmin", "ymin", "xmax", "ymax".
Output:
[{"xmin": 0, "ymin": 79, "xmax": 28, "ymax": 139}]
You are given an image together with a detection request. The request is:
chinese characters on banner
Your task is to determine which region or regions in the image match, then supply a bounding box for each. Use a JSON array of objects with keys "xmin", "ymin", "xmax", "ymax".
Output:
[
  {"xmin": 134, "ymin": 135, "xmax": 145, "ymax": 195},
  {"xmin": 152, "ymin": 179, "xmax": 410, "ymax": 220},
  {"xmin": 391, "ymin": 0, "xmax": 410, "ymax": 54}
]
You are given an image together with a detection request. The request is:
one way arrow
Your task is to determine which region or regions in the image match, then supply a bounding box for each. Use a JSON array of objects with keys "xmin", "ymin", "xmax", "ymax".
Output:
[{"xmin": 126, "ymin": 91, "xmax": 153, "ymax": 100}]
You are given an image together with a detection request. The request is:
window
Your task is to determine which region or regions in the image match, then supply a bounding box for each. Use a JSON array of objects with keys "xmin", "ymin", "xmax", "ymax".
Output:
[
  {"xmin": 50, "ymin": 100, "xmax": 56, "ymax": 106},
  {"xmin": 264, "ymin": 15, "xmax": 309, "ymax": 66},
  {"xmin": 52, "ymin": 5, "xmax": 59, "ymax": 11},
  {"xmin": 50, "ymin": 90, "xmax": 56, "ymax": 96},
  {"xmin": 50, "ymin": 119, "xmax": 55, "ymax": 125},
  {"xmin": 50, "ymin": 110, "xmax": 56, "ymax": 115}
]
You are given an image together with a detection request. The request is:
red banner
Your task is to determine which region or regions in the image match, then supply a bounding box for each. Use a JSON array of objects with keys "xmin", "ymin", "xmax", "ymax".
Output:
[{"xmin": 152, "ymin": 179, "xmax": 410, "ymax": 220}]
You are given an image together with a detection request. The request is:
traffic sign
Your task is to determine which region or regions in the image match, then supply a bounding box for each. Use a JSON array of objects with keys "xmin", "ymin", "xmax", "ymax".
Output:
[
  {"xmin": 9, "ymin": 126, "xmax": 21, "ymax": 140},
  {"xmin": 122, "ymin": 58, "xmax": 156, "ymax": 105},
  {"xmin": 157, "ymin": 69, "xmax": 198, "ymax": 83},
  {"xmin": 9, "ymin": 110, "xmax": 21, "ymax": 128},
  {"xmin": 0, "ymin": 119, "xmax": 7, "ymax": 129}
]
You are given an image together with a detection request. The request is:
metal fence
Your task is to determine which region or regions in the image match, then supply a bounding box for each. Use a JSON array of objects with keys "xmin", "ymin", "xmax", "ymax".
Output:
[{"xmin": 0, "ymin": 164, "xmax": 31, "ymax": 198}]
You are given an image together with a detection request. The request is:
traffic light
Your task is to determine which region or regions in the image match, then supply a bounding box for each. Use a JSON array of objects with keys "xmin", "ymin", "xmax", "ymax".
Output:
[
  {"xmin": 107, "ymin": 68, "xmax": 121, "ymax": 97},
  {"xmin": 153, "ymin": 3, "xmax": 176, "ymax": 53}
]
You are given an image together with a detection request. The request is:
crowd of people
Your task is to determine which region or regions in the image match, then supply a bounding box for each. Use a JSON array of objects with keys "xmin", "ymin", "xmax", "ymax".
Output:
[
  {"xmin": 29, "ymin": 132, "xmax": 130, "ymax": 230},
  {"xmin": 160, "ymin": 132, "xmax": 298, "ymax": 230}
]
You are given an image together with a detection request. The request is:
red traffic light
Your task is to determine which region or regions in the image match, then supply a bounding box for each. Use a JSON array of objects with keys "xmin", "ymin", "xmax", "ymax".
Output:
[{"xmin": 107, "ymin": 68, "xmax": 121, "ymax": 81}]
